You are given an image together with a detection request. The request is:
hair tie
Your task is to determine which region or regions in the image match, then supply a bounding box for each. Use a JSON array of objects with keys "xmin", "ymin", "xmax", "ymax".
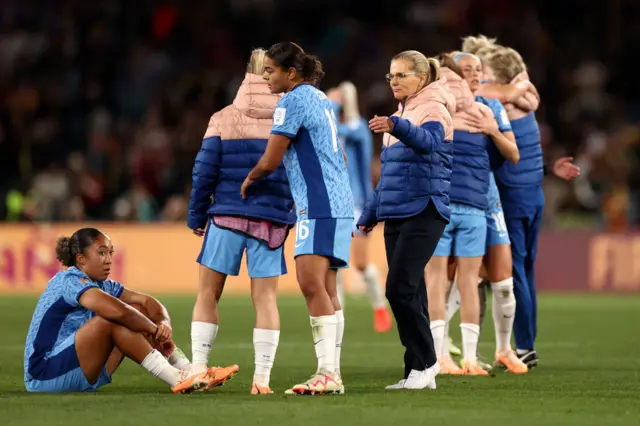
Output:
[{"xmin": 454, "ymin": 53, "xmax": 479, "ymax": 63}]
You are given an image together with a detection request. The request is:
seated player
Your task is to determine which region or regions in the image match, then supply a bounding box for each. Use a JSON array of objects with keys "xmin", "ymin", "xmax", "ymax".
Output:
[{"xmin": 24, "ymin": 227, "xmax": 238, "ymax": 393}]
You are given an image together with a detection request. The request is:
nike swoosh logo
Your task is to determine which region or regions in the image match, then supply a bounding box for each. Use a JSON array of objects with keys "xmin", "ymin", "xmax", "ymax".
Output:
[
  {"xmin": 313, "ymin": 339, "xmax": 324, "ymax": 345},
  {"xmin": 503, "ymin": 314, "xmax": 514, "ymax": 318},
  {"xmin": 295, "ymin": 242, "xmax": 304, "ymax": 248}
]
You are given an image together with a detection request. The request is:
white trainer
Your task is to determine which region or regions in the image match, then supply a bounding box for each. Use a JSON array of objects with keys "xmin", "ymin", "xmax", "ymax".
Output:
[{"xmin": 385, "ymin": 379, "xmax": 406, "ymax": 390}]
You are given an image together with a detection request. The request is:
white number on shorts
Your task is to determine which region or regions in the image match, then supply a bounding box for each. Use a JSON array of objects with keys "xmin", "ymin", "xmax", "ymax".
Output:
[
  {"xmin": 492, "ymin": 211, "xmax": 508, "ymax": 233},
  {"xmin": 324, "ymin": 108, "xmax": 339, "ymax": 152},
  {"xmin": 296, "ymin": 219, "xmax": 310, "ymax": 242}
]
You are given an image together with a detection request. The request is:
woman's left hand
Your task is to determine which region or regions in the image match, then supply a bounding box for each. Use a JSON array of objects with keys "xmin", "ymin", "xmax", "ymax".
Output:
[
  {"xmin": 552, "ymin": 157, "xmax": 581, "ymax": 180},
  {"xmin": 154, "ymin": 320, "xmax": 173, "ymax": 343},
  {"xmin": 369, "ymin": 116, "xmax": 394, "ymax": 134},
  {"xmin": 240, "ymin": 176, "xmax": 254, "ymax": 200},
  {"xmin": 465, "ymin": 109, "xmax": 499, "ymax": 135}
]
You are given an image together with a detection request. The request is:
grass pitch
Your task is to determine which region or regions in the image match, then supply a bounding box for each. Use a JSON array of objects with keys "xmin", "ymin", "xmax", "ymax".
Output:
[{"xmin": 0, "ymin": 294, "xmax": 638, "ymax": 426}]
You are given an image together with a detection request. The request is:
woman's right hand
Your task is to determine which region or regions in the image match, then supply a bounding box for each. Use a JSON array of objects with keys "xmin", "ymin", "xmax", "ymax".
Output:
[
  {"xmin": 357, "ymin": 224, "xmax": 377, "ymax": 234},
  {"xmin": 192, "ymin": 228, "xmax": 205, "ymax": 237}
]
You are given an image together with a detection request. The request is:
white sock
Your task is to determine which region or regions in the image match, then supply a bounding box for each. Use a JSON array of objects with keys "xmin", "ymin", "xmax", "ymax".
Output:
[
  {"xmin": 335, "ymin": 310, "xmax": 345, "ymax": 375},
  {"xmin": 430, "ymin": 320, "xmax": 446, "ymax": 359},
  {"xmin": 445, "ymin": 281, "xmax": 461, "ymax": 323},
  {"xmin": 336, "ymin": 270, "xmax": 345, "ymax": 308},
  {"xmin": 310, "ymin": 314, "xmax": 337, "ymax": 373},
  {"xmin": 443, "ymin": 319, "xmax": 451, "ymax": 355},
  {"xmin": 253, "ymin": 328, "xmax": 280, "ymax": 387},
  {"xmin": 363, "ymin": 264, "xmax": 386, "ymax": 309},
  {"xmin": 191, "ymin": 321, "xmax": 218, "ymax": 369},
  {"xmin": 460, "ymin": 323, "xmax": 480, "ymax": 363},
  {"xmin": 141, "ymin": 349, "xmax": 182, "ymax": 387},
  {"xmin": 491, "ymin": 278, "xmax": 516, "ymax": 353},
  {"xmin": 167, "ymin": 346, "xmax": 191, "ymax": 370}
]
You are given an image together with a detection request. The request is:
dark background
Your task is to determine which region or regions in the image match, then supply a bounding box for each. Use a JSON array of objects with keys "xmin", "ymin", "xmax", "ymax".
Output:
[{"xmin": 1, "ymin": 0, "xmax": 638, "ymax": 230}]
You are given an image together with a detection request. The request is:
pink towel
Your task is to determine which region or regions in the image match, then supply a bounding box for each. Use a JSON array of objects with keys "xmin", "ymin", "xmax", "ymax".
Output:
[{"xmin": 213, "ymin": 216, "xmax": 290, "ymax": 249}]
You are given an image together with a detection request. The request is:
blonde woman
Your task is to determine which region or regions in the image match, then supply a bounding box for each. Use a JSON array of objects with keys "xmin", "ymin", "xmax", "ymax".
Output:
[
  {"xmin": 188, "ymin": 49, "xmax": 295, "ymax": 394},
  {"xmin": 357, "ymin": 51, "xmax": 455, "ymax": 390},
  {"xmin": 426, "ymin": 53, "xmax": 519, "ymax": 376},
  {"xmin": 327, "ymin": 82, "xmax": 392, "ymax": 333}
]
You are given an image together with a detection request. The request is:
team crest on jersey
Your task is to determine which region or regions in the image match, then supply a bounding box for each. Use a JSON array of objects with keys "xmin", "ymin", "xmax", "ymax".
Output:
[{"xmin": 273, "ymin": 108, "xmax": 286, "ymax": 125}]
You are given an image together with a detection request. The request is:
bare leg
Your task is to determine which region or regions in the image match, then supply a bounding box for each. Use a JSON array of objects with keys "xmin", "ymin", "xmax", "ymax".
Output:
[{"xmin": 296, "ymin": 255, "xmax": 333, "ymax": 316}]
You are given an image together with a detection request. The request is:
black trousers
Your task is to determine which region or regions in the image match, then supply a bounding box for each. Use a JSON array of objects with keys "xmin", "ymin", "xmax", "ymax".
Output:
[{"xmin": 383, "ymin": 202, "xmax": 447, "ymax": 378}]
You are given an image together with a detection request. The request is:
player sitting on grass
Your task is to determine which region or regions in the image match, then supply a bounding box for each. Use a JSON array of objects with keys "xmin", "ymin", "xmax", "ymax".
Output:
[{"xmin": 24, "ymin": 227, "xmax": 238, "ymax": 393}]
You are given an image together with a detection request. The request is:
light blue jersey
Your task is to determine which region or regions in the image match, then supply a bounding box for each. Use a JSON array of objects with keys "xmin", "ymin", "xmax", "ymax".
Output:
[
  {"xmin": 271, "ymin": 84, "xmax": 354, "ymax": 220},
  {"xmin": 339, "ymin": 118, "xmax": 373, "ymax": 210},
  {"xmin": 24, "ymin": 267, "xmax": 123, "ymax": 386},
  {"xmin": 477, "ymin": 96, "xmax": 512, "ymax": 133}
]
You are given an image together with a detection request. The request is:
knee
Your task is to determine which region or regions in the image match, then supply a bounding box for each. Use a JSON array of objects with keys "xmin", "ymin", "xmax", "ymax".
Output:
[
  {"xmin": 385, "ymin": 284, "xmax": 407, "ymax": 306},
  {"xmin": 489, "ymin": 268, "xmax": 512, "ymax": 283},
  {"xmin": 354, "ymin": 261, "xmax": 367, "ymax": 272},
  {"xmin": 251, "ymin": 288, "xmax": 278, "ymax": 313},
  {"xmin": 198, "ymin": 283, "xmax": 223, "ymax": 302},
  {"xmin": 297, "ymin": 273, "xmax": 324, "ymax": 301}
]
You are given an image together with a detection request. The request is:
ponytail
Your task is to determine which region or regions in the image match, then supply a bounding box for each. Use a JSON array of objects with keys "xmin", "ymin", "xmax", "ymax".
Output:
[
  {"xmin": 266, "ymin": 42, "xmax": 326, "ymax": 86},
  {"xmin": 426, "ymin": 57, "xmax": 441, "ymax": 83},
  {"xmin": 302, "ymin": 54, "xmax": 325, "ymax": 86},
  {"xmin": 55, "ymin": 236, "xmax": 74, "ymax": 267}
]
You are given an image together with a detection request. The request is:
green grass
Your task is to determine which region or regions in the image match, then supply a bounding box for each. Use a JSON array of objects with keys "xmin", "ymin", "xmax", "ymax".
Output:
[{"xmin": 0, "ymin": 294, "xmax": 639, "ymax": 426}]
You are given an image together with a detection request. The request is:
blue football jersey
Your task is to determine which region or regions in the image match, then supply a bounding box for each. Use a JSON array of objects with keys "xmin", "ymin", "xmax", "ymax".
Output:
[
  {"xmin": 477, "ymin": 96, "xmax": 512, "ymax": 133},
  {"xmin": 271, "ymin": 84, "xmax": 354, "ymax": 219},
  {"xmin": 24, "ymin": 267, "xmax": 124, "ymax": 382}
]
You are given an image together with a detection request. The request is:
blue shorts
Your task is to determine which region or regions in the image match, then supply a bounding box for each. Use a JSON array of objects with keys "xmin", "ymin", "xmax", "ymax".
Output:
[
  {"xmin": 486, "ymin": 207, "xmax": 511, "ymax": 248},
  {"xmin": 434, "ymin": 203, "xmax": 487, "ymax": 257},
  {"xmin": 293, "ymin": 217, "xmax": 352, "ymax": 268},
  {"xmin": 25, "ymin": 332, "xmax": 112, "ymax": 393},
  {"xmin": 197, "ymin": 220, "xmax": 286, "ymax": 278}
]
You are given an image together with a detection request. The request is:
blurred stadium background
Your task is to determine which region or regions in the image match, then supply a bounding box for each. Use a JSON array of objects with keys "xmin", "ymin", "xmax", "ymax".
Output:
[{"xmin": 0, "ymin": 2, "xmax": 638, "ymax": 426}]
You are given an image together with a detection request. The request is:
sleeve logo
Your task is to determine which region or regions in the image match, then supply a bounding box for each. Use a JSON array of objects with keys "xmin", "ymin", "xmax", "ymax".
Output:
[
  {"xmin": 500, "ymin": 109, "xmax": 509, "ymax": 125},
  {"xmin": 273, "ymin": 107, "xmax": 286, "ymax": 125}
]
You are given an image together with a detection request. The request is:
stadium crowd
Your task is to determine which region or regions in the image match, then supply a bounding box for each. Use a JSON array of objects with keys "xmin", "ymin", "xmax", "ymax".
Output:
[{"xmin": 1, "ymin": 0, "xmax": 639, "ymax": 229}]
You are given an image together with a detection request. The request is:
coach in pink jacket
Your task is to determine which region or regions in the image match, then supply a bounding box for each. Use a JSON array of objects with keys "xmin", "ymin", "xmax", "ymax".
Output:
[
  {"xmin": 187, "ymin": 49, "xmax": 295, "ymax": 394},
  {"xmin": 357, "ymin": 50, "xmax": 456, "ymax": 390}
]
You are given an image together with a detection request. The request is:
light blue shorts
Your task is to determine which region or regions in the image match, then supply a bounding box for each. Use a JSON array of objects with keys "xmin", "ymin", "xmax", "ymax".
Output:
[
  {"xmin": 434, "ymin": 203, "xmax": 487, "ymax": 257},
  {"xmin": 293, "ymin": 217, "xmax": 353, "ymax": 268},
  {"xmin": 25, "ymin": 332, "xmax": 112, "ymax": 393},
  {"xmin": 486, "ymin": 207, "xmax": 511, "ymax": 248},
  {"xmin": 197, "ymin": 219, "xmax": 286, "ymax": 278}
]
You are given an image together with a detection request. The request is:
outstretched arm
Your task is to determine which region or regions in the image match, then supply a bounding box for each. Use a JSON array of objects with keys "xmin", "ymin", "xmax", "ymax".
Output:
[
  {"xmin": 241, "ymin": 134, "xmax": 291, "ymax": 199},
  {"xmin": 369, "ymin": 115, "xmax": 448, "ymax": 155}
]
